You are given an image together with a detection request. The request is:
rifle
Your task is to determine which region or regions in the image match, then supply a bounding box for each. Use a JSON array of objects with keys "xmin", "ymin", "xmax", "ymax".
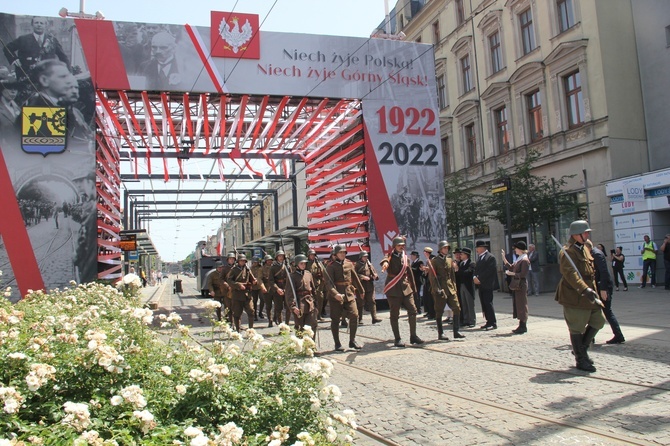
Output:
[
  {"xmin": 357, "ymin": 242, "xmax": 378, "ymax": 281},
  {"xmin": 423, "ymin": 249, "xmax": 448, "ymax": 300},
  {"xmin": 551, "ymin": 235, "xmax": 604, "ymax": 308}
]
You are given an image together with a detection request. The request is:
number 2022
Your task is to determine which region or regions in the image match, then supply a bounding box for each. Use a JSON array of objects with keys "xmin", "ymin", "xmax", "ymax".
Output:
[
  {"xmin": 378, "ymin": 142, "xmax": 439, "ymax": 166},
  {"xmin": 376, "ymin": 106, "xmax": 436, "ymax": 136}
]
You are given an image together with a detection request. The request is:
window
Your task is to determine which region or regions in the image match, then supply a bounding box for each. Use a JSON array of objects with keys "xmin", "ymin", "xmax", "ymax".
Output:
[
  {"xmin": 461, "ymin": 54, "xmax": 472, "ymax": 92},
  {"xmin": 465, "ymin": 123, "xmax": 477, "ymax": 165},
  {"xmin": 441, "ymin": 136, "xmax": 451, "ymax": 174},
  {"xmin": 437, "ymin": 75, "xmax": 447, "ymax": 109},
  {"xmin": 494, "ymin": 107, "xmax": 509, "ymax": 154},
  {"xmin": 455, "ymin": 0, "xmax": 465, "ymax": 25},
  {"xmin": 433, "ymin": 21, "xmax": 440, "ymax": 44},
  {"xmin": 489, "ymin": 31, "xmax": 502, "ymax": 73},
  {"xmin": 527, "ymin": 90, "xmax": 543, "ymax": 141},
  {"xmin": 519, "ymin": 8, "xmax": 536, "ymax": 55},
  {"xmin": 557, "ymin": 0, "xmax": 574, "ymax": 33},
  {"xmin": 564, "ymin": 71, "xmax": 584, "ymax": 128}
]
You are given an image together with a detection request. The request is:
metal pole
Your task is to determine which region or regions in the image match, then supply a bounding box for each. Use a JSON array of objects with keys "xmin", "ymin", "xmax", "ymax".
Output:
[
  {"xmin": 505, "ymin": 178, "xmax": 512, "ymax": 252},
  {"xmin": 582, "ymin": 169, "xmax": 591, "ymax": 223}
]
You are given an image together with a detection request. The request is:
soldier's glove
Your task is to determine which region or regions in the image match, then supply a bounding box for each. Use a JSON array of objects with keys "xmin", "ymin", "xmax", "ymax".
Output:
[{"xmin": 582, "ymin": 287, "xmax": 605, "ymax": 308}]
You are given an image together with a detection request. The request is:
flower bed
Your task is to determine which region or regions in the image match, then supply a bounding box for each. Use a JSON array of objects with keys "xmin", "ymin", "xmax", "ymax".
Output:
[{"xmin": 0, "ymin": 281, "xmax": 356, "ymax": 445}]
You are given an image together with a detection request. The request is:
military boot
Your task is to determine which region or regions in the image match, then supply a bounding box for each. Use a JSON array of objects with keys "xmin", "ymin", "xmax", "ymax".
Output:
[
  {"xmin": 512, "ymin": 321, "xmax": 527, "ymax": 334},
  {"xmin": 570, "ymin": 333, "xmax": 596, "ymax": 372},
  {"xmin": 436, "ymin": 319, "xmax": 449, "ymax": 341},
  {"xmin": 453, "ymin": 317, "xmax": 466, "ymax": 339},
  {"xmin": 331, "ymin": 325, "xmax": 344, "ymax": 352},
  {"xmin": 581, "ymin": 325, "xmax": 599, "ymax": 365},
  {"xmin": 408, "ymin": 314, "xmax": 424, "ymax": 345}
]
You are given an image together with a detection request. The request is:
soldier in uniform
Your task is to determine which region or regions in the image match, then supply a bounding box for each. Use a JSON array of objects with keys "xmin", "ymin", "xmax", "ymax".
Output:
[
  {"xmin": 269, "ymin": 251, "xmax": 288, "ymax": 325},
  {"xmin": 306, "ymin": 249, "xmax": 326, "ymax": 320},
  {"xmin": 285, "ymin": 254, "xmax": 318, "ymax": 332},
  {"xmin": 355, "ymin": 251, "xmax": 382, "ymax": 324},
  {"xmin": 427, "ymin": 241, "xmax": 465, "ymax": 341},
  {"xmin": 220, "ymin": 252, "xmax": 236, "ymax": 325},
  {"xmin": 325, "ymin": 245, "xmax": 365, "ymax": 351},
  {"xmin": 380, "ymin": 237, "xmax": 424, "ymax": 347},
  {"xmin": 227, "ymin": 254, "xmax": 257, "ymax": 332},
  {"xmin": 261, "ymin": 255, "xmax": 275, "ymax": 327},
  {"xmin": 250, "ymin": 257, "xmax": 266, "ymax": 320},
  {"xmin": 206, "ymin": 261, "xmax": 226, "ymax": 321},
  {"xmin": 555, "ymin": 220, "xmax": 606, "ymax": 373}
]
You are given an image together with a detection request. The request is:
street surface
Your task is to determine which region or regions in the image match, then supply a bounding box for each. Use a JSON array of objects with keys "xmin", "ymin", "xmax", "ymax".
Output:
[{"xmin": 143, "ymin": 276, "xmax": 670, "ymax": 446}]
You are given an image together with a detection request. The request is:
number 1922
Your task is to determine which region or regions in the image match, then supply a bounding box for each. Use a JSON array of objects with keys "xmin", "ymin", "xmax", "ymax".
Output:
[{"xmin": 375, "ymin": 106, "xmax": 439, "ymax": 166}]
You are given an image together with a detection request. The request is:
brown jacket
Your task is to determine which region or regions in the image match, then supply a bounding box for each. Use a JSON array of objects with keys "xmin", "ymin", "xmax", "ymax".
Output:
[
  {"xmin": 205, "ymin": 268, "xmax": 226, "ymax": 298},
  {"xmin": 286, "ymin": 269, "xmax": 316, "ymax": 312},
  {"xmin": 429, "ymin": 254, "xmax": 457, "ymax": 299},
  {"xmin": 325, "ymin": 259, "xmax": 364, "ymax": 302},
  {"xmin": 269, "ymin": 262, "xmax": 287, "ymax": 294},
  {"xmin": 355, "ymin": 258, "xmax": 378, "ymax": 292},
  {"xmin": 226, "ymin": 265, "xmax": 255, "ymax": 301},
  {"xmin": 380, "ymin": 251, "xmax": 413, "ymax": 298},
  {"xmin": 555, "ymin": 239, "xmax": 599, "ymax": 310}
]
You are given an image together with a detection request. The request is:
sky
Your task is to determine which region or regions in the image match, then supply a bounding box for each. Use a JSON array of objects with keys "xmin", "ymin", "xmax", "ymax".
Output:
[{"xmin": 1, "ymin": 0, "xmax": 390, "ymax": 262}]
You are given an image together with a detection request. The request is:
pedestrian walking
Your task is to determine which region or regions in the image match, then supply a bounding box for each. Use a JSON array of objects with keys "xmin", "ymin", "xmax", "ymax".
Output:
[
  {"xmin": 206, "ymin": 261, "xmax": 226, "ymax": 322},
  {"xmin": 355, "ymin": 251, "xmax": 382, "ymax": 324},
  {"xmin": 426, "ymin": 241, "xmax": 465, "ymax": 340},
  {"xmin": 261, "ymin": 255, "xmax": 275, "ymax": 327},
  {"xmin": 268, "ymin": 251, "xmax": 288, "ymax": 325},
  {"xmin": 503, "ymin": 241, "xmax": 530, "ymax": 335},
  {"xmin": 285, "ymin": 254, "xmax": 318, "ymax": 333},
  {"xmin": 325, "ymin": 245, "xmax": 364, "ymax": 351},
  {"xmin": 611, "ymin": 246, "xmax": 628, "ymax": 291},
  {"xmin": 227, "ymin": 254, "xmax": 256, "ymax": 332},
  {"xmin": 590, "ymin": 242, "xmax": 625, "ymax": 344}
]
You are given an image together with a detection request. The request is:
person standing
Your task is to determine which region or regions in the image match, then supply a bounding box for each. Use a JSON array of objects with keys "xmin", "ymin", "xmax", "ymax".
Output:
[
  {"xmin": 206, "ymin": 261, "xmax": 226, "ymax": 322},
  {"xmin": 427, "ymin": 241, "xmax": 465, "ymax": 341},
  {"xmin": 285, "ymin": 254, "xmax": 318, "ymax": 333},
  {"xmin": 250, "ymin": 257, "xmax": 265, "ymax": 320},
  {"xmin": 325, "ymin": 245, "xmax": 364, "ymax": 351},
  {"xmin": 268, "ymin": 251, "xmax": 288, "ymax": 325},
  {"xmin": 474, "ymin": 241, "xmax": 499, "ymax": 330},
  {"xmin": 590, "ymin": 242, "xmax": 625, "ymax": 344},
  {"xmin": 380, "ymin": 237, "xmax": 424, "ymax": 347},
  {"xmin": 640, "ymin": 235, "xmax": 657, "ymax": 288},
  {"xmin": 528, "ymin": 244, "xmax": 541, "ymax": 296},
  {"xmin": 456, "ymin": 247, "xmax": 476, "ymax": 327},
  {"xmin": 306, "ymin": 249, "xmax": 326, "ymax": 320},
  {"xmin": 355, "ymin": 251, "xmax": 382, "ymax": 324},
  {"xmin": 220, "ymin": 252, "xmax": 236, "ymax": 325},
  {"xmin": 611, "ymin": 246, "xmax": 628, "ymax": 291},
  {"xmin": 503, "ymin": 241, "xmax": 530, "ymax": 335},
  {"xmin": 261, "ymin": 255, "xmax": 275, "ymax": 327},
  {"xmin": 422, "ymin": 247, "xmax": 436, "ymax": 320},
  {"xmin": 555, "ymin": 220, "xmax": 606, "ymax": 373},
  {"xmin": 409, "ymin": 251, "xmax": 424, "ymax": 314},
  {"xmin": 661, "ymin": 235, "xmax": 670, "ymax": 291},
  {"xmin": 227, "ymin": 254, "xmax": 256, "ymax": 332}
]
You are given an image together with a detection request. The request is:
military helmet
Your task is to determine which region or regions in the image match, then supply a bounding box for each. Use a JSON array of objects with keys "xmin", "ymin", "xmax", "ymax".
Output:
[
  {"xmin": 392, "ymin": 236, "xmax": 406, "ymax": 247},
  {"xmin": 237, "ymin": 254, "xmax": 247, "ymax": 261},
  {"xmin": 569, "ymin": 220, "xmax": 592, "ymax": 235},
  {"xmin": 438, "ymin": 240, "xmax": 450, "ymax": 250},
  {"xmin": 226, "ymin": 252, "xmax": 236, "ymax": 259},
  {"xmin": 332, "ymin": 244, "xmax": 347, "ymax": 255},
  {"xmin": 263, "ymin": 254, "xmax": 273, "ymax": 262},
  {"xmin": 275, "ymin": 250, "xmax": 285, "ymax": 258},
  {"xmin": 307, "ymin": 249, "xmax": 316, "ymax": 256},
  {"xmin": 294, "ymin": 254, "xmax": 308, "ymax": 264},
  {"xmin": 359, "ymin": 251, "xmax": 369, "ymax": 259},
  {"xmin": 252, "ymin": 257, "xmax": 260, "ymax": 263},
  {"xmin": 214, "ymin": 261, "xmax": 224, "ymax": 267}
]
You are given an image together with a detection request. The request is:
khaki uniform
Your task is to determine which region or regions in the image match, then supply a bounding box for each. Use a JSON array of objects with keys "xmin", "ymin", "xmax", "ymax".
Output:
[
  {"xmin": 205, "ymin": 268, "xmax": 226, "ymax": 321},
  {"xmin": 250, "ymin": 263, "xmax": 265, "ymax": 318},
  {"xmin": 429, "ymin": 254, "xmax": 460, "ymax": 318},
  {"xmin": 220, "ymin": 263, "xmax": 234, "ymax": 322},
  {"xmin": 285, "ymin": 269, "xmax": 318, "ymax": 331},
  {"xmin": 269, "ymin": 262, "xmax": 288, "ymax": 324},
  {"xmin": 307, "ymin": 258, "xmax": 326, "ymax": 318},
  {"xmin": 355, "ymin": 258, "xmax": 379, "ymax": 322},
  {"xmin": 226, "ymin": 264, "xmax": 255, "ymax": 331},
  {"xmin": 381, "ymin": 251, "xmax": 419, "ymax": 341},
  {"xmin": 261, "ymin": 262, "xmax": 274, "ymax": 325},
  {"xmin": 555, "ymin": 240, "xmax": 606, "ymax": 333},
  {"xmin": 325, "ymin": 259, "xmax": 364, "ymax": 345}
]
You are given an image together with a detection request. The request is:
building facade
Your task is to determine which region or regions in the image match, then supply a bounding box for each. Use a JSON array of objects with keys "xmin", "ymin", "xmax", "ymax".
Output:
[{"xmin": 384, "ymin": 0, "xmax": 652, "ymax": 286}]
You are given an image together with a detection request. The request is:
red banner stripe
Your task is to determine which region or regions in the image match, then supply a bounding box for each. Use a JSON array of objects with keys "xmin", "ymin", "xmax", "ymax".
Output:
[{"xmin": 75, "ymin": 20, "xmax": 130, "ymax": 90}]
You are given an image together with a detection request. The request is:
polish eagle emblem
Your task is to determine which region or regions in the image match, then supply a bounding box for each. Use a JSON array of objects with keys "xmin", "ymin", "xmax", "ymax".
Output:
[{"xmin": 218, "ymin": 17, "xmax": 253, "ymax": 53}]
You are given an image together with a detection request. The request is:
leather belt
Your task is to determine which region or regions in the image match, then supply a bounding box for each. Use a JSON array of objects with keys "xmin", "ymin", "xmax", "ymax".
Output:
[{"xmin": 335, "ymin": 281, "xmax": 350, "ymax": 286}]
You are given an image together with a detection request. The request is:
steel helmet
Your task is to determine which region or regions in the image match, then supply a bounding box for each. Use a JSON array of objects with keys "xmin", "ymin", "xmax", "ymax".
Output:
[
  {"xmin": 227, "ymin": 252, "xmax": 236, "ymax": 259},
  {"xmin": 275, "ymin": 250, "xmax": 285, "ymax": 258},
  {"xmin": 569, "ymin": 220, "xmax": 592, "ymax": 235},
  {"xmin": 392, "ymin": 237, "xmax": 406, "ymax": 247},
  {"xmin": 332, "ymin": 245, "xmax": 347, "ymax": 255},
  {"xmin": 263, "ymin": 254, "xmax": 273, "ymax": 262},
  {"xmin": 438, "ymin": 240, "xmax": 450, "ymax": 250},
  {"xmin": 237, "ymin": 254, "xmax": 247, "ymax": 261},
  {"xmin": 294, "ymin": 254, "xmax": 308, "ymax": 264},
  {"xmin": 359, "ymin": 251, "xmax": 369, "ymax": 259},
  {"xmin": 307, "ymin": 249, "xmax": 316, "ymax": 256}
]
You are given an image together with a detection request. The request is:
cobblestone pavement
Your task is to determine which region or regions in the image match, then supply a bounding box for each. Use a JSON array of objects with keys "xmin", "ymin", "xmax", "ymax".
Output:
[{"xmin": 146, "ymin": 277, "xmax": 670, "ymax": 446}]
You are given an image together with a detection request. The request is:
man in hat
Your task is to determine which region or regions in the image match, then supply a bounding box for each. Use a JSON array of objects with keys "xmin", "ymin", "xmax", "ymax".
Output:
[
  {"xmin": 206, "ymin": 261, "xmax": 227, "ymax": 321},
  {"xmin": 306, "ymin": 249, "xmax": 327, "ymax": 320},
  {"xmin": 250, "ymin": 257, "xmax": 266, "ymax": 320},
  {"xmin": 227, "ymin": 254, "xmax": 257, "ymax": 332},
  {"xmin": 456, "ymin": 247, "xmax": 477, "ymax": 327},
  {"xmin": 555, "ymin": 220, "xmax": 606, "ymax": 372},
  {"xmin": 325, "ymin": 245, "xmax": 365, "ymax": 351},
  {"xmin": 261, "ymin": 254, "xmax": 275, "ymax": 327},
  {"xmin": 285, "ymin": 254, "xmax": 318, "ymax": 332},
  {"xmin": 380, "ymin": 237, "xmax": 424, "ymax": 347},
  {"xmin": 355, "ymin": 251, "xmax": 382, "ymax": 324},
  {"xmin": 427, "ymin": 241, "xmax": 465, "ymax": 340},
  {"xmin": 474, "ymin": 240, "xmax": 499, "ymax": 330},
  {"xmin": 269, "ymin": 251, "xmax": 288, "ymax": 325},
  {"xmin": 409, "ymin": 250, "xmax": 424, "ymax": 314},
  {"xmin": 422, "ymin": 247, "xmax": 436, "ymax": 320}
]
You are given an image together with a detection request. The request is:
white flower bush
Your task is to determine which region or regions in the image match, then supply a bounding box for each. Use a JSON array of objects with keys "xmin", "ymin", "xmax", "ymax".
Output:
[{"xmin": 0, "ymin": 282, "xmax": 356, "ymax": 445}]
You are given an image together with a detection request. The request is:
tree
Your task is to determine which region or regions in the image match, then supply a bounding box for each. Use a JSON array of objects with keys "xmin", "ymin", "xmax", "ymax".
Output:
[
  {"xmin": 486, "ymin": 150, "xmax": 579, "ymax": 244},
  {"xmin": 444, "ymin": 172, "xmax": 487, "ymax": 246}
]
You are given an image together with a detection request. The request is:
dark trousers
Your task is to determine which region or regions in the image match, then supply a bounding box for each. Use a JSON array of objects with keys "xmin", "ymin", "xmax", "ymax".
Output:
[
  {"xmin": 478, "ymin": 287, "xmax": 496, "ymax": 326},
  {"xmin": 612, "ymin": 267, "xmax": 627, "ymax": 289},
  {"xmin": 423, "ymin": 285, "xmax": 435, "ymax": 317},
  {"xmin": 642, "ymin": 258, "xmax": 656, "ymax": 286},
  {"xmin": 603, "ymin": 291, "xmax": 624, "ymax": 340},
  {"xmin": 665, "ymin": 260, "xmax": 670, "ymax": 289}
]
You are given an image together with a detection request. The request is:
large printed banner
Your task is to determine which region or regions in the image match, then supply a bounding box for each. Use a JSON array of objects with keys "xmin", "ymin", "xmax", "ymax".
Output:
[{"xmin": 0, "ymin": 11, "xmax": 444, "ymax": 296}]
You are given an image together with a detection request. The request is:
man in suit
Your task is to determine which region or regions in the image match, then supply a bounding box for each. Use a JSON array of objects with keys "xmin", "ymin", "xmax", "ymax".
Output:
[
  {"xmin": 409, "ymin": 251, "xmax": 424, "ymax": 313},
  {"xmin": 24, "ymin": 59, "xmax": 71, "ymax": 107},
  {"xmin": 3, "ymin": 16, "xmax": 69, "ymax": 82},
  {"xmin": 528, "ymin": 244, "xmax": 541, "ymax": 296},
  {"xmin": 140, "ymin": 31, "xmax": 184, "ymax": 91},
  {"xmin": 456, "ymin": 247, "xmax": 476, "ymax": 327},
  {"xmin": 474, "ymin": 240, "xmax": 499, "ymax": 330}
]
